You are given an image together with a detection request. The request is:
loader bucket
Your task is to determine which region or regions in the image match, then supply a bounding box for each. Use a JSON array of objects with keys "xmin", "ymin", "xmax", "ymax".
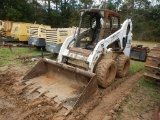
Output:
[{"xmin": 23, "ymin": 58, "xmax": 97, "ymax": 110}]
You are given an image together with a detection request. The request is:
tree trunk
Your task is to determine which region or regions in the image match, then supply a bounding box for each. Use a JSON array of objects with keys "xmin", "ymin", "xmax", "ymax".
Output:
[
  {"xmin": 131, "ymin": 0, "xmax": 134, "ymax": 10},
  {"xmin": 64, "ymin": 0, "xmax": 66, "ymax": 10},
  {"xmin": 48, "ymin": 0, "xmax": 51, "ymax": 24},
  {"xmin": 60, "ymin": 0, "xmax": 63, "ymax": 11},
  {"xmin": 56, "ymin": 1, "xmax": 58, "ymax": 10}
]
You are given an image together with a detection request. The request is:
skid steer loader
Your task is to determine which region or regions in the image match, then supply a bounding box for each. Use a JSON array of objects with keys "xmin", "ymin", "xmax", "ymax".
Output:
[{"xmin": 22, "ymin": 9, "xmax": 132, "ymax": 114}]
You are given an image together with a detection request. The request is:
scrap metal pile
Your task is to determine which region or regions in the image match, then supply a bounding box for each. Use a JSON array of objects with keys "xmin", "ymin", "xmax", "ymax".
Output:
[{"xmin": 144, "ymin": 45, "xmax": 160, "ymax": 84}]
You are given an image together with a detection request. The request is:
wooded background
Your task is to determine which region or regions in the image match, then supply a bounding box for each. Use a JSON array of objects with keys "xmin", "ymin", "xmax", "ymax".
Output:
[{"xmin": 0, "ymin": 0, "xmax": 159, "ymax": 41}]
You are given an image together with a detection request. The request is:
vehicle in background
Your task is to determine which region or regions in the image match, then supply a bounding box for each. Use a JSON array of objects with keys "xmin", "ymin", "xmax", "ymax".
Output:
[
  {"xmin": 45, "ymin": 28, "xmax": 75, "ymax": 53},
  {"xmin": 11, "ymin": 22, "xmax": 31, "ymax": 43},
  {"xmin": 0, "ymin": 20, "xmax": 14, "ymax": 41},
  {"xmin": 0, "ymin": 20, "xmax": 5, "ymax": 32},
  {"xmin": 28, "ymin": 25, "xmax": 51, "ymax": 48}
]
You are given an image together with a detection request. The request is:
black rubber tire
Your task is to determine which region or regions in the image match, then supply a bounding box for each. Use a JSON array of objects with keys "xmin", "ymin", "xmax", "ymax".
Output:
[
  {"xmin": 116, "ymin": 55, "xmax": 130, "ymax": 78},
  {"xmin": 96, "ymin": 59, "xmax": 117, "ymax": 88}
]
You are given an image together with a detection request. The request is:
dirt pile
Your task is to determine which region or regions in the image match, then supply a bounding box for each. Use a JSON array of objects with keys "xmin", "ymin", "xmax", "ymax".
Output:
[
  {"xmin": 0, "ymin": 66, "xmax": 28, "ymax": 120},
  {"xmin": 19, "ymin": 98, "xmax": 56, "ymax": 120}
]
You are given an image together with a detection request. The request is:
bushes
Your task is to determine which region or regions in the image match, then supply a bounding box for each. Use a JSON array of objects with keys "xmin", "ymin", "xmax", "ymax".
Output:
[{"xmin": 120, "ymin": 1, "xmax": 160, "ymax": 41}]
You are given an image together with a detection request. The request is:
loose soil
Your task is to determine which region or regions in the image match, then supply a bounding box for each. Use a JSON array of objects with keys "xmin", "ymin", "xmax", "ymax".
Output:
[{"xmin": 0, "ymin": 63, "xmax": 159, "ymax": 120}]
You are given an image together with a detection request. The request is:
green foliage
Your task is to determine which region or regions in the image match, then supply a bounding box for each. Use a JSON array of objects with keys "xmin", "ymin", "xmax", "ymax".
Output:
[
  {"xmin": 102, "ymin": 0, "xmax": 122, "ymax": 11},
  {"xmin": 6, "ymin": 8, "xmax": 22, "ymax": 21},
  {"xmin": 0, "ymin": 0, "xmax": 35, "ymax": 22},
  {"xmin": 80, "ymin": 0, "xmax": 93, "ymax": 8},
  {"xmin": 120, "ymin": 0, "xmax": 160, "ymax": 41},
  {"xmin": 106, "ymin": 1, "xmax": 116, "ymax": 10}
]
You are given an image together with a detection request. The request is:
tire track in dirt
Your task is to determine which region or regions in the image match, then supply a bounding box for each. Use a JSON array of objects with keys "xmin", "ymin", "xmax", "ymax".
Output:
[{"xmin": 84, "ymin": 72, "xmax": 142, "ymax": 120}]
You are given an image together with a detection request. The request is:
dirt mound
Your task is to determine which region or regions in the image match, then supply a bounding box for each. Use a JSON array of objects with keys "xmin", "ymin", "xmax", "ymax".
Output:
[
  {"xmin": 19, "ymin": 98, "xmax": 55, "ymax": 120},
  {"xmin": 0, "ymin": 65, "xmax": 29, "ymax": 120}
]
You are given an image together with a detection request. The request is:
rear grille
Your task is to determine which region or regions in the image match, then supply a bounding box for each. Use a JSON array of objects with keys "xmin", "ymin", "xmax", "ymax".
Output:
[
  {"xmin": 0, "ymin": 30, "xmax": 6, "ymax": 37},
  {"xmin": 46, "ymin": 28, "xmax": 58, "ymax": 43},
  {"xmin": 29, "ymin": 27, "xmax": 38, "ymax": 38},
  {"xmin": 29, "ymin": 27, "xmax": 46, "ymax": 38},
  {"xmin": 59, "ymin": 30, "xmax": 68, "ymax": 36}
]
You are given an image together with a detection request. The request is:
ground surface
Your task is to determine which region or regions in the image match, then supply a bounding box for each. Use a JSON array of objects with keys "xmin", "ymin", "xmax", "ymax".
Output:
[{"xmin": 0, "ymin": 41, "xmax": 159, "ymax": 120}]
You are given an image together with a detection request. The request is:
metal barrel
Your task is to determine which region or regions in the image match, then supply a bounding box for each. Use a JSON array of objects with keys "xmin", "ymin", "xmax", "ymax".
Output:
[{"xmin": 23, "ymin": 58, "xmax": 97, "ymax": 110}]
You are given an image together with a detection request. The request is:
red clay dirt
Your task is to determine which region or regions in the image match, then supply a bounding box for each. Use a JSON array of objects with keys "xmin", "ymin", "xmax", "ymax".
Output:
[{"xmin": 0, "ymin": 64, "xmax": 157, "ymax": 120}]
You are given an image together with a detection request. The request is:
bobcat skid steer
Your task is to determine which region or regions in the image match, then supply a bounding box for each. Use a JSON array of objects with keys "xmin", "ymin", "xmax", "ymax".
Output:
[{"xmin": 22, "ymin": 9, "xmax": 132, "ymax": 114}]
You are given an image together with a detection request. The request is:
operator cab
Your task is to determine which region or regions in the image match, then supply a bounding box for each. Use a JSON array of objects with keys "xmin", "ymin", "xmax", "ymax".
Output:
[{"xmin": 74, "ymin": 9, "xmax": 121, "ymax": 50}]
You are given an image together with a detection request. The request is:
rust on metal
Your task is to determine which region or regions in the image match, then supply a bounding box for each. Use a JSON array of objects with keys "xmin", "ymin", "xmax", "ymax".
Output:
[
  {"xmin": 80, "ymin": 9, "xmax": 121, "ymax": 18},
  {"xmin": 79, "ymin": 9, "xmax": 121, "ymax": 43},
  {"xmin": 130, "ymin": 44, "xmax": 150, "ymax": 62},
  {"xmin": 23, "ymin": 58, "xmax": 97, "ymax": 110},
  {"xmin": 69, "ymin": 47, "xmax": 92, "ymax": 57}
]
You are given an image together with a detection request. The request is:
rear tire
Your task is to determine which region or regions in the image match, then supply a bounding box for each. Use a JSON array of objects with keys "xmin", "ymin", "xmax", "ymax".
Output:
[
  {"xmin": 116, "ymin": 55, "xmax": 130, "ymax": 78},
  {"xmin": 96, "ymin": 59, "xmax": 117, "ymax": 88}
]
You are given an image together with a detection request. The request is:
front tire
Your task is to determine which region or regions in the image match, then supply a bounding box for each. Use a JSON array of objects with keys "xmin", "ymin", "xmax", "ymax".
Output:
[{"xmin": 96, "ymin": 59, "xmax": 117, "ymax": 88}]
